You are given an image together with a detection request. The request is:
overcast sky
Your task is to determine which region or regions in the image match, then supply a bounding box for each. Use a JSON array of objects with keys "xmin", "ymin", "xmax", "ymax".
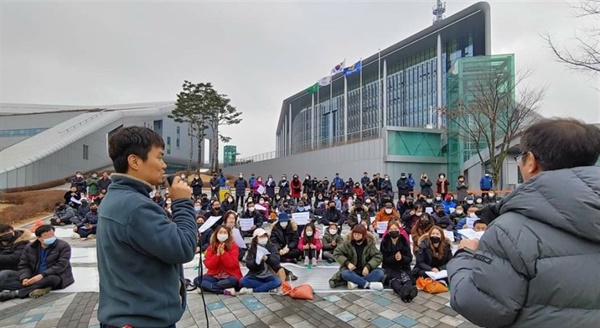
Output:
[{"xmin": 1, "ymin": 0, "xmax": 598, "ymax": 158}]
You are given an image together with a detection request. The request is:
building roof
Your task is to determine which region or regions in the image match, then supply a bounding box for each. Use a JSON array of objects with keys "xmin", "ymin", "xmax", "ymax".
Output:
[{"xmin": 0, "ymin": 101, "xmax": 173, "ymax": 115}]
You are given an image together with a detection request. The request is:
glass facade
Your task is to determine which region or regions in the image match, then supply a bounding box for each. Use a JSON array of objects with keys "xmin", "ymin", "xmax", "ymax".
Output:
[{"xmin": 0, "ymin": 128, "xmax": 47, "ymax": 138}]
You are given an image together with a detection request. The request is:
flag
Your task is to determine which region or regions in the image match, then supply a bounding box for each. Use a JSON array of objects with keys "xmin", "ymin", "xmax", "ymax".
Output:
[
  {"xmin": 343, "ymin": 60, "xmax": 362, "ymax": 76},
  {"xmin": 318, "ymin": 76, "xmax": 331, "ymax": 86},
  {"xmin": 331, "ymin": 61, "xmax": 345, "ymax": 74},
  {"xmin": 306, "ymin": 82, "xmax": 319, "ymax": 94}
]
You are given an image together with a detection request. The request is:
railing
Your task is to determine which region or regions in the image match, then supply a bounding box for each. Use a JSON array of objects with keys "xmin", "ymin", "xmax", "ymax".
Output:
[{"xmin": 59, "ymin": 111, "xmax": 105, "ymax": 133}]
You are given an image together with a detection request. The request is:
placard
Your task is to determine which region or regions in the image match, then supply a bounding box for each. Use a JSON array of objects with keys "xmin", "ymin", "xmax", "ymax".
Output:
[
  {"xmin": 376, "ymin": 221, "xmax": 388, "ymax": 234},
  {"xmin": 198, "ymin": 216, "xmax": 221, "ymax": 234},
  {"xmin": 232, "ymin": 228, "xmax": 246, "ymax": 249},
  {"xmin": 444, "ymin": 230, "xmax": 455, "ymax": 242},
  {"xmin": 292, "ymin": 212, "xmax": 310, "ymax": 225},
  {"xmin": 357, "ymin": 214, "xmax": 362, "ymax": 223},
  {"xmin": 425, "ymin": 207, "xmax": 434, "ymax": 214},
  {"xmin": 466, "ymin": 216, "xmax": 477, "ymax": 229},
  {"xmin": 257, "ymin": 185, "xmax": 266, "ymax": 195},
  {"xmin": 239, "ymin": 218, "xmax": 254, "ymax": 231}
]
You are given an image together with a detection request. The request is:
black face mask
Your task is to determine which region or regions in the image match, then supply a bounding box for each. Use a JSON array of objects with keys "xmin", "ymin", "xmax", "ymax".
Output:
[
  {"xmin": 388, "ymin": 231, "xmax": 400, "ymax": 239},
  {"xmin": 91, "ymin": 209, "xmax": 98, "ymax": 213},
  {"xmin": 213, "ymin": 208, "xmax": 221, "ymax": 212},
  {"xmin": 437, "ymin": 210, "xmax": 445, "ymax": 215},
  {"xmin": 430, "ymin": 236, "xmax": 441, "ymax": 244},
  {"xmin": 0, "ymin": 233, "xmax": 14, "ymax": 242},
  {"xmin": 420, "ymin": 220, "xmax": 429, "ymax": 227}
]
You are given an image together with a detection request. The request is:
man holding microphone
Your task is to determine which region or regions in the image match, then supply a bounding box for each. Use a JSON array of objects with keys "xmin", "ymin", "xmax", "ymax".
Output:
[{"xmin": 97, "ymin": 126, "xmax": 197, "ymax": 328}]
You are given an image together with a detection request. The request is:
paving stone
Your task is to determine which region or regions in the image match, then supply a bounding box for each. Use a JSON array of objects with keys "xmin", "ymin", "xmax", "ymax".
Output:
[
  {"xmin": 31, "ymin": 318, "xmax": 60, "ymax": 328},
  {"xmin": 211, "ymin": 307, "xmax": 233, "ymax": 317},
  {"xmin": 261, "ymin": 314, "xmax": 282, "ymax": 325},
  {"xmin": 424, "ymin": 300, "xmax": 444, "ymax": 311},
  {"xmin": 345, "ymin": 303, "xmax": 367, "ymax": 315},
  {"xmin": 322, "ymin": 305, "xmax": 345, "ymax": 315},
  {"xmin": 457, "ymin": 322, "xmax": 479, "ymax": 328},
  {"xmin": 238, "ymin": 314, "xmax": 260, "ymax": 326},
  {"xmin": 424, "ymin": 309, "xmax": 445, "ymax": 320},
  {"xmin": 393, "ymin": 315, "xmax": 419, "ymax": 327},
  {"xmin": 439, "ymin": 315, "xmax": 464, "ymax": 327},
  {"xmin": 371, "ymin": 316, "xmax": 396, "ymax": 328},
  {"xmin": 221, "ymin": 320, "xmax": 244, "ymax": 328},
  {"xmin": 379, "ymin": 309, "xmax": 400, "ymax": 320},
  {"xmin": 283, "ymin": 314, "xmax": 304, "ymax": 325},
  {"xmin": 343, "ymin": 293, "xmax": 363, "ymax": 302},
  {"xmin": 266, "ymin": 301, "xmax": 285, "ymax": 311},
  {"xmin": 357, "ymin": 310, "xmax": 378, "ymax": 322},
  {"xmin": 226, "ymin": 302, "xmax": 247, "ymax": 312},
  {"xmin": 434, "ymin": 323, "xmax": 454, "ymax": 328},
  {"xmin": 346, "ymin": 317, "xmax": 371, "ymax": 327},
  {"xmin": 246, "ymin": 322, "xmax": 269, "ymax": 328},
  {"xmin": 335, "ymin": 311, "xmax": 356, "ymax": 322},
  {"xmin": 269, "ymin": 321, "xmax": 294, "ymax": 328},
  {"xmin": 417, "ymin": 315, "xmax": 441, "ymax": 327},
  {"xmin": 216, "ymin": 313, "xmax": 237, "ymax": 325},
  {"xmin": 438, "ymin": 306, "xmax": 458, "ymax": 317}
]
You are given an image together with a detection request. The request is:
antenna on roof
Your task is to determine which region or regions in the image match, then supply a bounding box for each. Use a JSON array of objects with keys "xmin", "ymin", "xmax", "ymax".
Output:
[{"xmin": 433, "ymin": 0, "xmax": 446, "ymax": 24}]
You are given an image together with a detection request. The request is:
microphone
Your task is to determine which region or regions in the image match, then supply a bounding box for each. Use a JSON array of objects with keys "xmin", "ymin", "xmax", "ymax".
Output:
[{"xmin": 166, "ymin": 175, "xmax": 175, "ymax": 187}]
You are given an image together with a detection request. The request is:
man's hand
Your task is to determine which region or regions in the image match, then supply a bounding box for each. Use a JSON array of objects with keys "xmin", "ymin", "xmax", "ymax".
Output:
[
  {"xmin": 73, "ymin": 226, "xmax": 78, "ymax": 232},
  {"xmin": 23, "ymin": 274, "xmax": 43, "ymax": 286},
  {"xmin": 347, "ymin": 263, "xmax": 356, "ymax": 271},
  {"xmin": 170, "ymin": 176, "xmax": 192, "ymax": 200},
  {"xmin": 431, "ymin": 268, "xmax": 439, "ymax": 273},
  {"xmin": 251, "ymin": 225, "xmax": 256, "ymax": 230},
  {"xmin": 362, "ymin": 267, "xmax": 370, "ymax": 276},
  {"xmin": 262, "ymin": 255, "xmax": 268, "ymax": 262},
  {"xmin": 395, "ymin": 251, "xmax": 402, "ymax": 261},
  {"xmin": 458, "ymin": 238, "xmax": 480, "ymax": 251}
]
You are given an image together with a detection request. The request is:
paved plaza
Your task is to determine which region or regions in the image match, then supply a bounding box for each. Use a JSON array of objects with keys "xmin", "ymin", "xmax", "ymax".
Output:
[{"xmin": 0, "ymin": 222, "xmax": 479, "ymax": 328}]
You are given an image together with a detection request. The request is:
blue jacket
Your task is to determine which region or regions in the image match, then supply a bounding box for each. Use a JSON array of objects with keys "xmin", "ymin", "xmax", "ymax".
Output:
[
  {"xmin": 480, "ymin": 176, "xmax": 493, "ymax": 190},
  {"xmin": 333, "ymin": 177, "xmax": 344, "ymax": 189},
  {"xmin": 234, "ymin": 178, "xmax": 248, "ymax": 194},
  {"xmin": 97, "ymin": 174, "xmax": 197, "ymax": 327}
]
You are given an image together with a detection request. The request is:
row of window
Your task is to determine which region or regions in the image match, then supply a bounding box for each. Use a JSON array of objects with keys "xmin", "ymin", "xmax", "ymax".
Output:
[{"xmin": 0, "ymin": 128, "xmax": 47, "ymax": 138}]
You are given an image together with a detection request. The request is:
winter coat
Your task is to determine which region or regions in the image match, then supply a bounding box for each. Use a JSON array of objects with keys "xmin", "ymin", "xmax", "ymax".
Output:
[
  {"xmin": 78, "ymin": 210, "xmax": 99, "ymax": 228},
  {"xmin": 431, "ymin": 212, "xmax": 454, "ymax": 231},
  {"xmin": 19, "ymin": 238, "xmax": 74, "ymax": 289},
  {"xmin": 380, "ymin": 232, "xmax": 412, "ymax": 278},
  {"xmin": 364, "ymin": 186, "xmax": 377, "ymax": 198},
  {"xmin": 269, "ymin": 220, "xmax": 299, "ymax": 251},
  {"xmin": 322, "ymin": 228, "xmax": 344, "ymax": 252},
  {"xmin": 87, "ymin": 177, "xmax": 100, "ymax": 195},
  {"xmin": 265, "ymin": 179, "xmax": 276, "ymax": 198},
  {"xmin": 360, "ymin": 176, "xmax": 370, "ymax": 188},
  {"xmin": 290, "ymin": 179, "xmax": 302, "ymax": 198},
  {"xmin": 407, "ymin": 175, "xmax": 416, "ymax": 190},
  {"xmin": 352, "ymin": 187, "xmax": 364, "ymax": 200},
  {"xmin": 252, "ymin": 180, "xmax": 264, "ymax": 196},
  {"xmin": 329, "ymin": 232, "xmax": 382, "ymax": 287},
  {"xmin": 420, "ymin": 179, "xmax": 433, "ymax": 197},
  {"xmin": 410, "ymin": 216, "xmax": 435, "ymax": 254},
  {"xmin": 381, "ymin": 179, "xmax": 393, "ymax": 195},
  {"xmin": 191, "ymin": 178, "xmax": 204, "ymax": 196},
  {"xmin": 240, "ymin": 209, "xmax": 265, "ymax": 228},
  {"xmin": 333, "ymin": 177, "xmax": 344, "ymax": 189},
  {"xmin": 221, "ymin": 199, "xmax": 237, "ymax": 213},
  {"xmin": 346, "ymin": 205, "xmax": 370, "ymax": 228},
  {"xmin": 298, "ymin": 229, "xmax": 322, "ymax": 252},
  {"xmin": 302, "ymin": 179, "xmax": 313, "ymax": 194},
  {"xmin": 64, "ymin": 191, "xmax": 81, "ymax": 207},
  {"xmin": 396, "ymin": 178, "xmax": 410, "ymax": 197},
  {"xmin": 54, "ymin": 205, "xmax": 78, "ymax": 223},
  {"xmin": 456, "ymin": 181, "xmax": 468, "ymax": 202},
  {"xmin": 479, "ymin": 176, "xmax": 493, "ymax": 190},
  {"xmin": 441, "ymin": 200, "xmax": 456, "ymax": 215},
  {"xmin": 278, "ymin": 179, "xmax": 290, "ymax": 196},
  {"xmin": 372, "ymin": 208, "xmax": 400, "ymax": 230},
  {"xmin": 436, "ymin": 179, "xmax": 449, "ymax": 194},
  {"xmin": 204, "ymin": 242, "xmax": 243, "ymax": 283},
  {"xmin": 71, "ymin": 176, "xmax": 87, "ymax": 193},
  {"xmin": 412, "ymin": 236, "xmax": 453, "ymax": 275},
  {"xmin": 98, "ymin": 177, "xmax": 112, "ymax": 191},
  {"xmin": 209, "ymin": 177, "xmax": 220, "ymax": 192},
  {"xmin": 372, "ymin": 177, "xmax": 384, "ymax": 191},
  {"xmin": 448, "ymin": 167, "xmax": 600, "ymax": 328},
  {"xmin": 401, "ymin": 211, "xmax": 420, "ymax": 232},
  {"xmin": 244, "ymin": 242, "xmax": 280, "ymax": 278},
  {"xmin": 0, "ymin": 229, "xmax": 31, "ymax": 271}
]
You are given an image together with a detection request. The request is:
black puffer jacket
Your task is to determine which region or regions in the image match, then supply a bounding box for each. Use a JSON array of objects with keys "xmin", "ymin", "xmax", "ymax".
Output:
[
  {"xmin": 18, "ymin": 238, "xmax": 74, "ymax": 289},
  {"xmin": 0, "ymin": 229, "xmax": 31, "ymax": 271},
  {"xmin": 448, "ymin": 167, "xmax": 600, "ymax": 327},
  {"xmin": 380, "ymin": 233, "xmax": 412, "ymax": 277},
  {"xmin": 269, "ymin": 221, "xmax": 299, "ymax": 251}
]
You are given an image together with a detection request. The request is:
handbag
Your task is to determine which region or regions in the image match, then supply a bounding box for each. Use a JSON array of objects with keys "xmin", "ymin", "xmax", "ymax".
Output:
[
  {"xmin": 281, "ymin": 281, "xmax": 314, "ymax": 300},
  {"xmin": 416, "ymin": 277, "xmax": 448, "ymax": 294}
]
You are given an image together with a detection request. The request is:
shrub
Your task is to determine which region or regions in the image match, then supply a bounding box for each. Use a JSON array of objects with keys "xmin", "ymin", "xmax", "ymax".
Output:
[{"xmin": 0, "ymin": 190, "xmax": 65, "ymax": 225}]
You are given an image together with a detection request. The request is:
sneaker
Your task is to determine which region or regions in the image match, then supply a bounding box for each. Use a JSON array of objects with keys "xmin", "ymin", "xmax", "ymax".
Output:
[
  {"xmin": 311, "ymin": 258, "xmax": 317, "ymax": 267},
  {"xmin": 347, "ymin": 282, "xmax": 357, "ymax": 290},
  {"xmin": 29, "ymin": 287, "xmax": 51, "ymax": 299},
  {"xmin": 223, "ymin": 288, "xmax": 236, "ymax": 296},
  {"xmin": 407, "ymin": 285, "xmax": 418, "ymax": 302},
  {"xmin": 304, "ymin": 257, "xmax": 310, "ymax": 267},
  {"xmin": 369, "ymin": 282, "xmax": 384, "ymax": 291},
  {"xmin": 325, "ymin": 258, "xmax": 334, "ymax": 264},
  {"xmin": 70, "ymin": 233, "xmax": 81, "ymax": 239},
  {"xmin": 238, "ymin": 287, "xmax": 253, "ymax": 295},
  {"xmin": 88, "ymin": 234, "xmax": 96, "ymax": 239},
  {"xmin": 0, "ymin": 290, "xmax": 17, "ymax": 302},
  {"xmin": 268, "ymin": 288, "xmax": 279, "ymax": 294},
  {"xmin": 329, "ymin": 280, "xmax": 336, "ymax": 289}
]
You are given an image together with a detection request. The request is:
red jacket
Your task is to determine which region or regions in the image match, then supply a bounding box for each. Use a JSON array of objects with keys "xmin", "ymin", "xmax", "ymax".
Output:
[
  {"xmin": 291, "ymin": 179, "xmax": 302, "ymax": 198},
  {"xmin": 436, "ymin": 179, "xmax": 449, "ymax": 194},
  {"xmin": 298, "ymin": 229, "xmax": 322, "ymax": 251},
  {"xmin": 352, "ymin": 187, "xmax": 364, "ymax": 200},
  {"xmin": 204, "ymin": 242, "xmax": 243, "ymax": 282}
]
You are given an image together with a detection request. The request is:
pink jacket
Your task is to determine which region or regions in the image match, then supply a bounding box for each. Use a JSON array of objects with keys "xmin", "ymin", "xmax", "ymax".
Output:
[
  {"xmin": 298, "ymin": 228, "xmax": 322, "ymax": 251},
  {"xmin": 252, "ymin": 180, "xmax": 265, "ymax": 195}
]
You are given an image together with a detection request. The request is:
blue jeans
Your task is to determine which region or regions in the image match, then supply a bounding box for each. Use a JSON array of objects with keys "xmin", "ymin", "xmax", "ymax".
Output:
[
  {"xmin": 240, "ymin": 274, "xmax": 281, "ymax": 293},
  {"xmin": 341, "ymin": 268, "xmax": 385, "ymax": 288},
  {"xmin": 199, "ymin": 275, "xmax": 238, "ymax": 293}
]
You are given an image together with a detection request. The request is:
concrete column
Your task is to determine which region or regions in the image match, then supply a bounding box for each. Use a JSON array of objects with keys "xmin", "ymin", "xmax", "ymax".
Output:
[{"xmin": 437, "ymin": 33, "xmax": 443, "ymax": 129}]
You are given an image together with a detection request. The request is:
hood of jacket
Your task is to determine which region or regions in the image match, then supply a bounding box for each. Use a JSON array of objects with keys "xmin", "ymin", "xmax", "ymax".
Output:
[
  {"xmin": 499, "ymin": 166, "xmax": 600, "ymax": 243},
  {"xmin": 270, "ymin": 219, "xmax": 298, "ymax": 232},
  {"xmin": 349, "ymin": 205, "xmax": 369, "ymax": 214},
  {"xmin": 344, "ymin": 230, "xmax": 376, "ymax": 244}
]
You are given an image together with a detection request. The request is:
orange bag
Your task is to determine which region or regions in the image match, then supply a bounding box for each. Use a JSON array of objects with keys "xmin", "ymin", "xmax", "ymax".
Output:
[
  {"xmin": 416, "ymin": 277, "xmax": 448, "ymax": 294},
  {"xmin": 281, "ymin": 281, "xmax": 314, "ymax": 300}
]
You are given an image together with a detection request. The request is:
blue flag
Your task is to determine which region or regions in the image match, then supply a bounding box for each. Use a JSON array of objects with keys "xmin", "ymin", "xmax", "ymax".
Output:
[{"xmin": 343, "ymin": 61, "xmax": 362, "ymax": 76}]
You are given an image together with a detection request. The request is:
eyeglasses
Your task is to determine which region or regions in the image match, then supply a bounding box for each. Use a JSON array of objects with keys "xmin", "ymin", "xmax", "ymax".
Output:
[{"xmin": 514, "ymin": 152, "xmax": 527, "ymax": 163}]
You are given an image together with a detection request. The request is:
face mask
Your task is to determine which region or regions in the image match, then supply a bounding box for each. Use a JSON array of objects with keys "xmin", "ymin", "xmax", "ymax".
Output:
[
  {"xmin": 298, "ymin": 207, "xmax": 305, "ymax": 212},
  {"xmin": 269, "ymin": 178, "xmax": 273, "ymax": 181},
  {"xmin": 329, "ymin": 206, "xmax": 336, "ymax": 210},
  {"xmin": 426, "ymin": 199, "xmax": 433, "ymax": 203},
  {"xmin": 476, "ymin": 199, "xmax": 482, "ymax": 204},
  {"xmin": 467, "ymin": 200, "xmax": 474, "ymax": 204},
  {"xmin": 436, "ymin": 197, "xmax": 441, "ymax": 201},
  {"xmin": 489, "ymin": 193, "xmax": 495, "ymax": 197},
  {"xmin": 430, "ymin": 236, "xmax": 441, "ymax": 244},
  {"xmin": 43, "ymin": 237, "xmax": 57, "ymax": 245},
  {"xmin": 280, "ymin": 222, "xmax": 288, "ymax": 228},
  {"xmin": 385, "ymin": 208, "xmax": 392, "ymax": 214},
  {"xmin": 440, "ymin": 175, "xmax": 445, "ymax": 179},
  {"xmin": 257, "ymin": 237, "xmax": 269, "ymax": 246},
  {"xmin": 0, "ymin": 233, "xmax": 14, "ymax": 242},
  {"xmin": 76, "ymin": 174, "xmax": 82, "ymax": 178},
  {"xmin": 239, "ymin": 175, "xmax": 243, "ymax": 178},
  {"xmin": 181, "ymin": 175, "xmax": 186, "ymax": 179},
  {"xmin": 228, "ymin": 198, "xmax": 233, "ymax": 202},
  {"xmin": 388, "ymin": 231, "xmax": 400, "ymax": 239},
  {"xmin": 213, "ymin": 207, "xmax": 220, "ymax": 212},
  {"xmin": 334, "ymin": 197, "xmax": 339, "ymax": 201},
  {"xmin": 91, "ymin": 208, "xmax": 98, "ymax": 213},
  {"xmin": 217, "ymin": 234, "xmax": 229, "ymax": 242},
  {"xmin": 420, "ymin": 220, "xmax": 429, "ymax": 227},
  {"xmin": 469, "ymin": 213, "xmax": 477, "ymax": 218},
  {"xmin": 456, "ymin": 210, "xmax": 463, "ymax": 215},
  {"xmin": 306, "ymin": 176, "xmax": 309, "ymax": 180},
  {"xmin": 259, "ymin": 200, "xmax": 265, "ymax": 204},
  {"xmin": 248, "ymin": 207, "xmax": 255, "ymax": 212},
  {"xmin": 437, "ymin": 210, "xmax": 445, "ymax": 215},
  {"xmin": 329, "ymin": 229, "xmax": 338, "ymax": 235},
  {"xmin": 365, "ymin": 199, "xmax": 371, "ymax": 204},
  {"xmin": 194, "ymin": 206, "xmax": 201, "ymax": 211},
  {"xmin": 415, "ymin": 212, "xmax": 423, "ymax": 216},
  {"xmin": 306, "ymin": 231, "xmax": 313, "ymax": 237},
  {"xmin": 353, "ymin": 237, "xmax": 363, "ymax": 244},
  {"xmin": 92, "ymin": 174, "xmax": 97, "ymax": 178}
]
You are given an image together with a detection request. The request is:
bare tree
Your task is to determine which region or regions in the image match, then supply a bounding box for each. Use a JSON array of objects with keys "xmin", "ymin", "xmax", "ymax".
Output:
[
  {"xmin": 543, "ymin": 0, "xmax": 600, "ymax": 74},
  {"xmin": 445, "ymin": 69, "xmax": 546, "ymax": 189}
]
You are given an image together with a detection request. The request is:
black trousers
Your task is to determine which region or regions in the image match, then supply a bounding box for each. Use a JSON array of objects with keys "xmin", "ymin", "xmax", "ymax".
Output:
[{"xmin": 0, "ymin": 270, "xmax": 61, "ymax": 298}]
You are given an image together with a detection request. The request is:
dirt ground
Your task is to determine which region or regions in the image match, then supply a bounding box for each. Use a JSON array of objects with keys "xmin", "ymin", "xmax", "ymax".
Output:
[{"xmin": 0, "ymin": 204, "xmax": 14, "ymax": 211}]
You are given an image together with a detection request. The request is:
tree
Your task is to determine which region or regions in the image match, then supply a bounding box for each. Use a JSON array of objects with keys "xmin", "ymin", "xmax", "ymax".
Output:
[
  {"xmin": 206, "ymin": 91, "xmax": 243, "ymax": 173},
  {"xmin": 445, "ymin": 68, "xmax": 546, "ymax": 189},
  {"xmin": 169, "ymin": 81, "xmax": 212, "ymax": 172},
  {"xmin": 544, "ymin": 0, "xmax": 600, "ymax": 74}
]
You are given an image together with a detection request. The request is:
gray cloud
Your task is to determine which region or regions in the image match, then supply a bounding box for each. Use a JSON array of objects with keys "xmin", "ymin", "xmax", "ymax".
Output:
[{"xmin": 1, "ymin": 0, "xmax": 598, "ymax": 158}]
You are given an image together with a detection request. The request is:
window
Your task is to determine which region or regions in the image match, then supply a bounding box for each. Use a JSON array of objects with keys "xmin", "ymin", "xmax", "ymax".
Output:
[
  {"xmin": 176, "ymin": 126, "xmax": 181, "ymax": 149},
  {"xmin": 83, "ymin": 145, "xmax": 89, "ymax": 160},
  {"xmin": 166, "ymin": 137, "xmax": 171, "ymax": 155},
  {"xmin": 0, "ymin": 128, "xmax": 47, "ymax": 138}
]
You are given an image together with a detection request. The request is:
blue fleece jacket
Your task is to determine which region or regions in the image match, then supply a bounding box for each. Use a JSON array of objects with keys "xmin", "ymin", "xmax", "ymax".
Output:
[{"xmin": 97, "ymin": 174, "xmax": 197, "ymax": 327}]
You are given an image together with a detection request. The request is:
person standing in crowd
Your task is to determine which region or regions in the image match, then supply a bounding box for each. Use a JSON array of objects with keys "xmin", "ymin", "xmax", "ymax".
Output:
[
  {"xmin": 290, "ymin": 175, "xmax": 302, "ymax": 201},
  {"xmin": 0, "ymin": 225, "xmax": 74, "ymax": 302},
  {"xmin": 329, "ymin": 225, "xmax": 384, "ymax": 290},
  {"xmin": 195, "ymin": 225, "xmax": 242, "ymax": 296},
  {"xmin": 396, "ymin": 173, "xmax": 410, "ymax": 198},
  {"xmin": 322, "ymin": 223, "xmax": 343, "ymax": 264},
  {"xmin": 448, "ymin": 119, "xmax": 600, "ymax": 327},
  {"xmin": 98, "ymin": 171, "xmax": 112, "ymax": 193},
  {"xmin": 407, "ymin": 173, "xmax": 416, "ymax": 197},
  {"xmin": 436, "ymin": 173, "xmax": 450, "ymax": 199},
  {"xmin": 190, "ymin": 174, "xmax": 203, "ymax": 200},
  {"xmin": 332, "ymin": 173, "xmax": 344, "ymax": 192},
  {"xmin": 278, "ymin": 175, "xmax": 290, "ymax": 196},
  {"xmin": 87, "ymin": 172, "xmax": 100, "ymax": 200},
  {"xmin": 209, "ymin": 172, "xmax": 221, "ymax": 200},
  {"xmin": 265, "ymin": 175, "xmax": 276, "ymax": 198},
  {"xmin": 412, "ymin": 226, "xmax": 453, "ymax": 280},
  {"xmin": 252, "ymin": 176, "xmax": 265, "ymax": 200},
  {"xmin": 97, "ymin": 126, "xmax": 197, "ymax": 328},
  {"xmin": 420, "ymin": 173, "xmax": 433, "ymax": 198},
  {"xmin": 0, "ymin": 224, "xmax": 31, "ymax": 274},
  {"xmin": 302, "ymin": 174, "xmax": 313, "ymax": 199},
  {"xmin": 248, "ymin": 174, "xmax": 256, "ymax": 190},
  {"xmin": 456, "ymin": 175, "xmax": 468, "ymax": 203},
  {"xmin": 381, "ymin": 221, "xmax": 418, "ymax": 303},
  {"xmin": 240, "ymin": 229, "xmax": 282, "ymax": 294},
  {"xmin": 360, "ymin": 172, "xmax": 370, "ymax": 189},
  {"xmin": 479, "ymin": 173, "xmax": 493, "ymax": 197},
  {"xmin": 71, "ymin": 171, "xmax": 87, "ymax": 194},
  {"xmin": 381, "ymin": 174, "xmax": 393, "ymax": 198}
]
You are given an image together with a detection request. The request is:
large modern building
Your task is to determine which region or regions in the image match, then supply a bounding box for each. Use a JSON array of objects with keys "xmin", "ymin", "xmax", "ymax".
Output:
[
  {"xmin": 0, "ymin": 102, "xmax": 213, "ymax": 190},
  {"xmin": 224, "ymin": 2, "xmax": 520, "ymax": 191}
]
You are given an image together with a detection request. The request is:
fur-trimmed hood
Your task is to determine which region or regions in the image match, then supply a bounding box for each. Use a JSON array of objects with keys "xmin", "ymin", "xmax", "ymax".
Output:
[
  {"xmin": 349, "ymin": 204, "xmax": 369, "ymax": 214},
  {"xmin": 13, "ymin": 229, "xmax": 32, "ymax": 244},
  {"xmin": 270, "ymin": 218, "xmax": 298, "ymax": 232},
  {"xmin": 344, "ymin": 230, "xmax": 377, "ymax": 244},
  {"xmin": 417, "ymin": 233, "xmax": 452, "ymax": 247}
]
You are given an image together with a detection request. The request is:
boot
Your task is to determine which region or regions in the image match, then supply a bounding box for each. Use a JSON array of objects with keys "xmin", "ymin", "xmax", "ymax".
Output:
[{"xmin": 0, "ymin": 290, "xmax": 17, "ymax": 302}]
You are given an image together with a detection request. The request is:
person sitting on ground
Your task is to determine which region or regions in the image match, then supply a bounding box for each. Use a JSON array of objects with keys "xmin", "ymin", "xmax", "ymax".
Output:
[
  {"xmin": 396, "ymin": 195, "xmax": 411, "ymax": 216},
  {"xmin": 277, "ymin": 200, "xmax": 293, "ymax": 215},
  {"xmin": 77, "ymin": 198, "xmax": 91, "ymax": 219},
  {"xmin": 51, "ymin": 202, "xmax": 78, "ymax": 226},
  {"xmin": 320, "ymin": 200, "xmax": 342, "ymax": 226},
  {"xmin": 240, "ymin": 201, "xmax": 265, "ymax": 238},
  {"xmin": 411, "ymin": 213, "xmax": 435, "ymax": 254},
  {"xmin": 63, "ymin": 185, "xmax": 82, "ymax": 209},
  {"xmin": 0, "ymin": 225, "xmax": 74, "ymax": 302},
  {"xmin": 449, "ymin": 205, "xmax": 466, "ymax": 225},
  {"xmin": 194, "ymin": 225, "xmax": 242, "ymax": 296},
  {"xmin": 346, "ymin": 200, "xmax": 369, "ymax": 229},
  {"xmin": 401, "ymin": 204, "xmax": 424, "ymax": 236},
  {"xmin": 329, "ymin": 224, "xmax": 384, "ymax": 290},
  {"xmin": 456, "ymin": 207, "xmax": 480, "ymax": 230},
  {"xmin": 381, "ymin": 221, "xmax": 418, "ymax": 303},
  {"xmin": 322, "ymin": 222, "xmax": 343, "ymax": 264},
  {"xmin": 94, "ymin": 190, "xmax": 106, "ymax": 206},
  {"xmin": 431, "ymin": 204, "xmax": 454, "ymax": 231},
  {"xmin": 269, "ymin": 213, "xmax": 301, "ymax": 264},
  {"xmin": 412, "ymin": 226, "xmax": 453, "ymax": 281},
  {"xmin": 221, "ymin": 193, "xmax": 237, "ymax": 213},
  {"xmin": 0, "ymin": 224, "xmax": 31, "ymax": 274},
  {"xmin": 256, "ymin": 196, "xmax": 270, "ymax": 219},
  {"xmin": 151, "ymin": 191, "xmax": 165, "ymax": 208},
  {"xmin": 72, "ymin": 202, "xmax": 99, "ymax": 241},
  {"xmin": 472, "ymin": 220, "xmax": 488, "ymax": 232},
  {"xmin": 239, "ymin": 228, "xmax": 283, "ymax": 294},
  {"xmin": 441, "ymin": 194, "xmax": 457, "ymax": 214},
  {"xmin": 372, "ymin": 202, "xmax": 400, "ymax": 235},
  {"xmin": 298, "ymin": 223, "xmax": 321, "ymax": 268},
  {"xmin": 293, "ymin": 200, "xmax": 313, "ymax": 234}
]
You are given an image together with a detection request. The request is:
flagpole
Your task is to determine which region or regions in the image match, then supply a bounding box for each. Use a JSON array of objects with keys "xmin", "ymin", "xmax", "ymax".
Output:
[{"xmin": 359, "ymin": 58, "xmax": 363, "ymax": 141}]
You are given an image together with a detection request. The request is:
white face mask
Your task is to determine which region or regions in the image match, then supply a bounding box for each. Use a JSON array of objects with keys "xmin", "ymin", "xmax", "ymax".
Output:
[
  {"xmin": 455, "ymin": 210, "xmax": 463, "ymax": 215},
  {"xmin": 248, "ymin": 207, "xmax": 255, "ymax": 212},
  {"xmin": 329, "ymin": 229, "xmax": 338, "ymax": 235},
  {"xmin": 415, "ymin": 212, "xmax": 423, "ymax": 216},
  {"xmin": 280, "ymin": 222, "xmax": 288, "ymax": 228},
  {"xmin": 476, "ymin": 199, "xmax": 482, "ymax": 204},
  {"xmin": 469, "ymin": 212, "xmax": 477, "ymax": 218},
  {"xmin": 259, "ymin": 200, "xmax": 265, "ymax": 204},
  {"xmin": 257, "ymin": 237, "xmax": 268, "ymax": 246},
  {"xmin": 306, "ymin": 231, "xmax": 313, "ymax": 237},
  {"xmin": 467, "ymin": 200, "xmax": 474, "ymax": 204},
  {"xmin": 217, "ymin": 234, "xmax": 228, "ymax": 242},
  {"xmin": 385, "ymin": 208, "xmax": 393, "ymax": 214},
  {"xmin": 489, "ymin": 193, "xmax": 495, "ymax": 197},
  {"xmin": 436, "ymin": 197, "xmax": 441, "ymax": 201}
]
